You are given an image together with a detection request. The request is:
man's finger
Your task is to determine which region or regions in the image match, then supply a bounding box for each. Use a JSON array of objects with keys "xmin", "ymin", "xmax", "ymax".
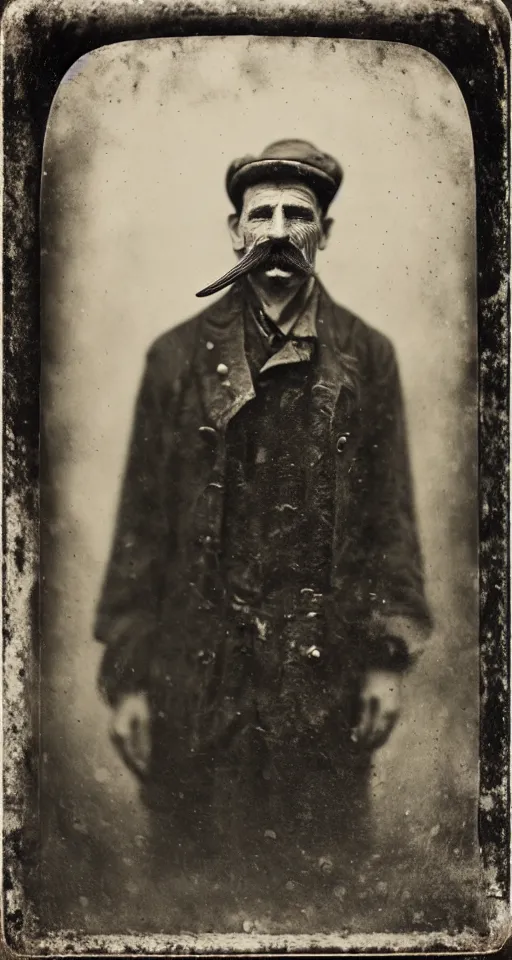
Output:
[
  {"xmin": 109, "ymin": 715, "xmax": 150, "ymax": 776},
  {"xmin": 130, "ymin": 715, "xmax": 151, "ymax": 772},
  {"xmin": 109, "ymin": 716, "xmax": 126, "ymax": 747},
  {"xmin": 365, "ymin": 710, "xmax": 399, "ymax": 750},
  {"xmin": 352, "ymin": 696, "xmax": 377, "ymax": 745}
]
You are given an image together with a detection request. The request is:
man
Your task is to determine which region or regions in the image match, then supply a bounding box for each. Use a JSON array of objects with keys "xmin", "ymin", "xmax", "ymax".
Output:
[{"xmin": 95, "ymin": 139, "xmax": 431, "ymax": 908}]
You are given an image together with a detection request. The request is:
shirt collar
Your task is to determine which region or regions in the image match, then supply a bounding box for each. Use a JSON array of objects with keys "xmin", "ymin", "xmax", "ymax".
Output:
[
  {"xmin": 241, "ymin": 278, "xmax": 320, "ymax": 376},
  {"xmin": 244, "ymin": 276, "xmax": 319, "ymax": 343}
]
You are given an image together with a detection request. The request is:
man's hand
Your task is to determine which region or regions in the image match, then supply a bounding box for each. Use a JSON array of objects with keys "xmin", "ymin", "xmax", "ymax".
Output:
[
  {"xmin": 109, "ymin": 691, "xmax": 151, "ymax": 777},
  {"xmin": 351, "ymin": 669, "xmax": 402, "ymax": 750}
]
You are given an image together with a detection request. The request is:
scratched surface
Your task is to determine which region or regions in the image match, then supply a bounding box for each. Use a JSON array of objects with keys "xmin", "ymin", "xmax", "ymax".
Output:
[
  {"xmin": 3, "ymin": 0, "xmax": 510, "ymax": 954},
  {"xmin": 38, "ymin": 34, "xmax": 482, "ymax": 937}
]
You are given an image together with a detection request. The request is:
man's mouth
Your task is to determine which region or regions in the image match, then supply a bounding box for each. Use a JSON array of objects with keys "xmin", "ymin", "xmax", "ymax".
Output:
[
  {"xmin": 263, "ymin": 265, "xmax": 293, "ymax": 277},
  {"xmin": 196, "ymin": 239, "xmax": 313, "ymax": 298}
]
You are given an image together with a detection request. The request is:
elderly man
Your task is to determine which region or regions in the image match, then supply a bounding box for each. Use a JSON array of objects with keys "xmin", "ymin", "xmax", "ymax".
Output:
[{"xmin": 95, "ymin": 140, "xmax": 431, "ymax": 904}]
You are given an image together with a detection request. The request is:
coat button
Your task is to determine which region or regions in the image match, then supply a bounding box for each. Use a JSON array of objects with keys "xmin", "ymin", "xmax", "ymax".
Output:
[
  {"xmin": 217, "ymin": 363, "xmax": 229, "ymax": 376},
  {"xmin": 336, "ymin": 435, "xmax": 349, "ymax": 452},
  {"xmin": 306, "ymin": 645, "xmax": 321, "ymax": 659}
]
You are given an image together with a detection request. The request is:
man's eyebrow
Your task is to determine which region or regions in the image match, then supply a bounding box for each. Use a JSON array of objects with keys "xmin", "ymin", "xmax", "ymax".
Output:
[{"xmin": 247, "ymin": 205, "xmax": 274, "ymax": 220}]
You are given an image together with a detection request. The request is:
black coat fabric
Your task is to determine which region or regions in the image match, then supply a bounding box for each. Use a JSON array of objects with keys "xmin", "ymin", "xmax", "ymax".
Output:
[{"xmin": 95, "ymin": 281, "xmax": 431, "ymax": 776}]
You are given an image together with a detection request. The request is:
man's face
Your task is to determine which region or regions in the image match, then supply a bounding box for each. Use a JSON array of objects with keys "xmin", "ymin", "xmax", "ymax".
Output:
[{"xmin": 229, "ymin": 181, "xmax": 332, "ymax": 283}]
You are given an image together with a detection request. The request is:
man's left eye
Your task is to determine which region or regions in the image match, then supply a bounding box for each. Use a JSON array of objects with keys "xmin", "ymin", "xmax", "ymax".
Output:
[{"xmin": 284, "ymin": 208, "xmax": 315, "ymax": 222}]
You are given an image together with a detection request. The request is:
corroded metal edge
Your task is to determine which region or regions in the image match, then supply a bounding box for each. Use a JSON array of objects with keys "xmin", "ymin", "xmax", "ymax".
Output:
[{"xmin": 9, "ymin": 910, "xmax": 511, "ymax": 957}]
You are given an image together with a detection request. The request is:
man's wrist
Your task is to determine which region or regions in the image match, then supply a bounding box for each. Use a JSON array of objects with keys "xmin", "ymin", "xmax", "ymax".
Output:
[
  {"xmin": 98, "ymin": 656, "xmax": 149, "ymax": 707},
  {"xmin": 365, "ymin": 634, "xmax": 416, "ymax": 674}
]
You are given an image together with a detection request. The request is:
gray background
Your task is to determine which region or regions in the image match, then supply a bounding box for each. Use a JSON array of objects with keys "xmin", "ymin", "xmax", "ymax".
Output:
[{"xmin": 40, "ymin": 36, "xmax": 480, "ymax": 934}]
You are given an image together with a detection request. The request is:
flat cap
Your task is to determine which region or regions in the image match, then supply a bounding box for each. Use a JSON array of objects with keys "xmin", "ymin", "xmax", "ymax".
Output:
[{"xmin": 226, "ymin": 139, "xmax": 343, "ymax": 213}]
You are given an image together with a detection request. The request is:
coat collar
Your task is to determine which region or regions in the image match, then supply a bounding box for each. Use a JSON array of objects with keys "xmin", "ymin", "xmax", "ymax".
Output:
[{"xmin": 196, "ymin": 279, "xmax": 359, "ymax": 430}]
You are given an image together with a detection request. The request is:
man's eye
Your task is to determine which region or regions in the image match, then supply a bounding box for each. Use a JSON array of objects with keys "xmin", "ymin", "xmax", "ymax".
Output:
[
  {"xmin": 247, "ymin": 207, "xmax": 273, "ymax": 221},
  {"xmin": 283, "ymin": 206, "xmax": 315, "ymax": 222}
]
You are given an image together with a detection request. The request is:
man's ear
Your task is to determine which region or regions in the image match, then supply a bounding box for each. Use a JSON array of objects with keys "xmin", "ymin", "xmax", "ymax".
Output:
[
  {"xmin": 228, "ymin": 213, "xmax": 245, "ymax": 252},
  {"xmin": 318, "ymin": 217, "xmax": 334, "ymax": 251}
]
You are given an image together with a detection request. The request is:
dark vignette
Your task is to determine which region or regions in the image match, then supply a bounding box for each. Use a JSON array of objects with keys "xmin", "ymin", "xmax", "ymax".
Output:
[{"xmin": 2, "ymin": 0, "xmax": 510, "ymax": 953}]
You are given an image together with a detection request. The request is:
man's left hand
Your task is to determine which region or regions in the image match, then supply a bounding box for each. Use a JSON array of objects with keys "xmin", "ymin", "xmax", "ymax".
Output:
[{"xmin": 351, "ymin": 669, "xmax": 402, "ymax": 750}]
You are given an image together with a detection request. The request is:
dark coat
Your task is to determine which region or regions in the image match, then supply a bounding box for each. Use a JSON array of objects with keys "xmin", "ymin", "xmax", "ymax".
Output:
[{"xmin": 95, "ymin": 281, "xmax": 431, "ymax": 771}]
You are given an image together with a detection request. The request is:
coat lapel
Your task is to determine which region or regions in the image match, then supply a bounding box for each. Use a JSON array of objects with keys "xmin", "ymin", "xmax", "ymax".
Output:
[
  {"xmin": 196, "ymin": 284, "xmax": 255, "ymax": 430},
  {"xmin": 195, "ymin": 280, "xmax": 360, "ymax": 432},
  {"xmin": 191, "ymin": 278, "xmax": 362, "ymax": 599},
  {"xmin": 309, "ymin": 283, "xmax": 361, "ymax": 460}
]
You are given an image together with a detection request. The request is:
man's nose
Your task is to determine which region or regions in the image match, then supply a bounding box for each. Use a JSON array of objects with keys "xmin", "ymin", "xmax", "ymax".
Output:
[{"xmin": 267, "ymin": 207, "xmax": 288, "ymax": 240}]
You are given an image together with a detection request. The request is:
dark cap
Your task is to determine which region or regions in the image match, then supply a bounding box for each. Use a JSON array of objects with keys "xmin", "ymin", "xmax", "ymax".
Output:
[{"xmin": 226, "ymin": 139, "xmax": 343, "ymax": 214}]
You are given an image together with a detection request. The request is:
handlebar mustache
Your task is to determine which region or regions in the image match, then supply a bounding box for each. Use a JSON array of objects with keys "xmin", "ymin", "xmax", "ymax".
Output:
[{"xmin": 196, "ymin": 239, "xmax": 312, "ymax": 298}]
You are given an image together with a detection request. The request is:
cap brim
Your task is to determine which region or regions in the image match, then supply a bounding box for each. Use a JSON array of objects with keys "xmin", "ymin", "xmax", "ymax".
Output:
[{"xmin": 228, "ymin": 158, "xmax": 341, "ymax": 211}]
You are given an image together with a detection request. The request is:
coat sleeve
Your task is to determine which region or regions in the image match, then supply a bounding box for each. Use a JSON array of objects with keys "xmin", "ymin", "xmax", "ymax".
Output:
[
  {"xmin": 363, "ymin": 337, "xmax": 433, "ymax": 671},
  {"xmin": 94, "ymin": 346, "xmax": 167, "ymax": 705}
]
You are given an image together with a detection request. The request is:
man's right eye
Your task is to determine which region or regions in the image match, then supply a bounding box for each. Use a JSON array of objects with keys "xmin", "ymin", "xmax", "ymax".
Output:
[{"xmin": 247, "ymin": 206, "xmax": 274, "ymax": 221}]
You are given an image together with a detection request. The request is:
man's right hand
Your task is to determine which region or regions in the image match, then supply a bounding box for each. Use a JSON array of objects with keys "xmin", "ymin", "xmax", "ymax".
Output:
[{"xmin": 109, "ymin": 691, "xmax": 151, "ymax": 778}]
